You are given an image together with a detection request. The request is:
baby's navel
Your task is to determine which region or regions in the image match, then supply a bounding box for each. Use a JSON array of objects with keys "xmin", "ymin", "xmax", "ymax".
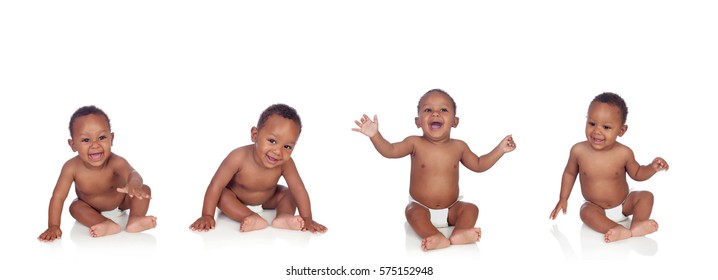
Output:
[{"xmin": 421, "ymin": 164, "xmax": 425, "ymax": 168}]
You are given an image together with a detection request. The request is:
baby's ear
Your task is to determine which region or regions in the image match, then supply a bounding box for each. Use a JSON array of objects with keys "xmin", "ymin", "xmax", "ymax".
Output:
[
  {"xmin": 415, "ymin": 117, "xmax": 420, "ymax": 128},
  {"xmin": 250, "ymin": 127, "xmax": 258, "ymax": 142},
  {"xmin": 111, "ymin": 132, "xmax": 115, "ymax": 146},
  {"xmin": 453, "ymin": 117, "xmax": 460, "ymax": 128},
  {"xmin": 67, "ymin": 139, "xmax": 77, "ymax": 152},
  {"xmin": 618, "ymin": 124, "xmax": 628, "ymax": 137}
]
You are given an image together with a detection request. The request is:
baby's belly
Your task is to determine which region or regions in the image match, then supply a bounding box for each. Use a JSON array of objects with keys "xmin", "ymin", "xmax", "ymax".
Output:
[
  {"xmin": 410, "ymin": 188, "xmax": 460, "ymax": 209},
  {"xmin": 77, "ymin": 191, "xmax": 125, "ymax": 211},
  {"xmin": 229, "ymin": 185, "xmax": 276, "ymax": 205}
]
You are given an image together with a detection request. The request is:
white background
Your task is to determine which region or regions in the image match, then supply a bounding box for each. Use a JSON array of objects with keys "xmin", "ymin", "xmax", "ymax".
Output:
[{"xmin": 1, "ymin": 1, "xmax": 715, "ymax": 279}]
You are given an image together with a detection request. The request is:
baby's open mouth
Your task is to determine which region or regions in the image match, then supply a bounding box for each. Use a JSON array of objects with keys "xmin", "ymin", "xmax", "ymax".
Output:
[
  {"xmin": 431, "ymin": 122, "xmax": 442, "ymax": 129},
  {"xmin": 89, "ymin": 152, "xmax": 103, "ymax": 161}
]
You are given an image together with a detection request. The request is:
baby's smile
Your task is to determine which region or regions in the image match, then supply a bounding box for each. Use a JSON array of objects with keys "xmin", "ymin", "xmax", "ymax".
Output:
[
  {"xmin": 88, "ymin": 152, "xmax": 104, "ymax": 161},
  {"xmin": 430, "ymin": 121, "xmax": 443, "ymax": 129}
]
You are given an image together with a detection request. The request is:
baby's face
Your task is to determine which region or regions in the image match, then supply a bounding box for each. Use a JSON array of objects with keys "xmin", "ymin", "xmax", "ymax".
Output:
[
  {"xmin": 68, "ymin": 114, "xmax": 114, "ymax": 168},
  {"xmin": 585, "ymin": 101, "xmax": 626, "ymax": 151},
  {"xmin": 415, "ymin": 92, "xmax": 458, "ymax": 141},
  {"xmin": 251, "ymin": 114, "xmax": 301, "ymax": 169}
]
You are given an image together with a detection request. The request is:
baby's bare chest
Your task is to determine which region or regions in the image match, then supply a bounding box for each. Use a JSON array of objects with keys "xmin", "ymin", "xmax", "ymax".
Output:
[{"xmin": 74, "ymin": 170, "xmax": 122, "ymax": 195}]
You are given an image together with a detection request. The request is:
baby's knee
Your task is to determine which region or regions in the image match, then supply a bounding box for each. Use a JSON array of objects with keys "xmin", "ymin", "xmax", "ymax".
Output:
[
  {"xmin": 142, "ymin": 184, "xmax": 152, "ymax": 195},
  {"xmin": 68, "ymin": 199, "xmax": 89, "ymax": 217}
]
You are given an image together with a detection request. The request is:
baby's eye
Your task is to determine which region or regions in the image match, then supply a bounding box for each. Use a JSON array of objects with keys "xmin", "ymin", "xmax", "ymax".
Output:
[
  {"xmin": 81, "ymin": 138, "xmax": 90, "ymax": 143},
  {"xmin": 284, "ymin": 145, "xmax": 293, "ymax": 150},
  {"xmin": 440, "ymin": 108, "xmax": 449, "ymax": 112},
  {"xmin": 99, "ymin": 135, "xmax": 108, "ymax": 140},
  {"xmin": 423, "ymin": 108, "xmax": 432, "ymax": 113},
  {"xmin": 603, "ymin": 125, "xmax": 611, "ymax": 130},
  {"xmin": 268, "ymin": 139, "xmax": 277, "ymax": 144},
  {"xmin": 588, "ymin": 122, "xmax": 595, "ymax": 127}
]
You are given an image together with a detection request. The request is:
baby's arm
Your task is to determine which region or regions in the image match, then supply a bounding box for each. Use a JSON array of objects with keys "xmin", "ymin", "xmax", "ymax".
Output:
[
  {"xmin": 352, "ymin": 114, "xmax": 414, "ymax": 158},
  {"xmin": 113, "ymin": 156, "xmax": 150, "ymax": 199},
  {"xmin": 626, "ymin": 148, "xmax": 669, "ymax": 181},
  {"xmin": 38, "ymin": 161, "xmax": 74, "ymax": 242},
  {"xmin": 189, "ymin": 150, "xmax": 241, "ymax": 231},
  {"xmin": 461, "ymin": 135, "xmax": 516, "ymax": 173},
  {"xmin": 282, "ymin": 159, "xmax": 327, "ymax": 234},
  {"xmin": 550, "ymin": 146, "xmax": 579, "ymax": 220}
]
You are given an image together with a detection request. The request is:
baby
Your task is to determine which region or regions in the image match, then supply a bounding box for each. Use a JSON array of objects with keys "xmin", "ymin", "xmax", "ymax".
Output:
[
  {"xmin": 189, "ymin": 104, "xmax": 326, "ymax": 233},
  {"xmin": 549, "ymin": 92, "xmax": 668, "ymax": 242},
  {"xmin": 38, "ymin": 105, "xmax": 157, "ymax": 242},
  {"xmin": 353, "ymin": 89, "xmax": 516, "ymax": 250}
]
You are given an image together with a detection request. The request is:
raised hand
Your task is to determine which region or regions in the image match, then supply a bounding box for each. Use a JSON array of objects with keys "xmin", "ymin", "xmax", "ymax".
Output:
[
  {"xmin": 500, "ymin": 134, "xmax": 517, "ymax": 153},
  {"xmin": 352, "ymin": 114, "xmax": 379, "ymax": 138},
  {"xmin": 651, "ymin": 157, "xmax": 669, "ymax": 171}
]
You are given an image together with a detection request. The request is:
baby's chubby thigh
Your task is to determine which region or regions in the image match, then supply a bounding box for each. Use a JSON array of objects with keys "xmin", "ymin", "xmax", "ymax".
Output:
[{"xmin": 447, "ymin": 201, "xmax": 478, "ymax": 227}]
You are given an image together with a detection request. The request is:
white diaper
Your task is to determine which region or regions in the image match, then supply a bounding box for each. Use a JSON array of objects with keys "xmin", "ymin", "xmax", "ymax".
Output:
[
  {"xmin": 409, "ymin": 196, "xmax": 463, "ymax": 228},
  {"xmin": 605, "ymin": 204, "xmax": 628, "ymax": 223},
  {"xmin": 101, "ymin": 208, "xmax": 124, "ymax": 218}
]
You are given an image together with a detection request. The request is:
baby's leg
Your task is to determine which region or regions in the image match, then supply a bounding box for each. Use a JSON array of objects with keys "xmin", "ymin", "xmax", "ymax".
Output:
[
  {"xmin": 217, "ymin": 188, "xmax": 268, "ymax": 232},
  {"xmin": 406, "ymin": 203, "xmax": 449, "ymax": 251},
  {"xmin": 580, "ymin": 202, "xmax": 631, "ymax": 242},
  {"xmin": 122, "ymin": 185, "xmax": 157, "ymax": 233},
  {"xmin": 623, "ymin": 191, "xmax": 658, "ymax": 237},
  {"xmin": 264, "ymin": 185, "xmax": 303, "ymax": 230},
  {"xmin": 447, "ymin": 201, "xmax": 481, "ymax": 245},
  {"xmin": 69, "ymin": 199, "xmax": 120, "ymax": 237}
]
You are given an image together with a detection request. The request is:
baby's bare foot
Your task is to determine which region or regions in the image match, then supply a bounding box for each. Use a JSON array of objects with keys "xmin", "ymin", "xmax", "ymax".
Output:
[
  {"xmin": 272, "ymin": 214, "xmax": 304, "ymax": 231},
  {"xmin": 631, "ymin": 219, "xmax": 659, "ymax": 237},
  {"xmin": 449, "ymin": 227, "xmax": 482, "ymax": 245},
  {"xmin": 604, "ymin": 225, "xmax": 632, "ymax": 243},
  {"xmin": 240, "ymin": 214, "xmax": 268, "ymax": 232},
  {"xmin": 90, "ymin": 220, "xmax": 121, "ymax": 238},
  {"xmin": 421, "ymin": 233, "xmax": 451, "ymax": 251},
  {"xmin": 126, "ymin": 216, "xmax": 157, "ymax": 233}
]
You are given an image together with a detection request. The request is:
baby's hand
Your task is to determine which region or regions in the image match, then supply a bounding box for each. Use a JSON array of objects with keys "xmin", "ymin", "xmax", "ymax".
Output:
[
  {"xmin": 500, "ymin": 134, "xmax": 517, "ymax": 153},
  {"xmin": 38, "ymin": 226, "xmax": 62, "ymax": 242},
  {"xmin": 301, "ymin": 217, "xmax": 327, "ymax": 234},
  {"xmin": 352, "ymin": 114, "xmax": 379, "ymax": 138},
  {"xmin": 549, "ymin": 200, "xmax": 568, "ymax": 220},
  {"xmin": 651, "ymin": 157, "xmax": 669, "ymax": 172},
  {"xmin": 189, "ymin": 215, "xmax": 215, "ymax": 232},
  {"xmin": 117, "ymin": 183, "xmax": 151, "ymax": 199}
]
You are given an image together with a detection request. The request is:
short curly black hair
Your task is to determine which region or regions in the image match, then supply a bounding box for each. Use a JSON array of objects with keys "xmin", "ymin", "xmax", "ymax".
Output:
[
  {"xmin": 417, "ymin": 89, "xmax": 457, "ymax": 114},
  {"xmin": 592, "ymin": 92, "xmax": 628, "ymax": 124},
  {"xmin": 257, "ymin": 103, "xmax": 302, "ymax": 131},
  {"xmin": 69, "ymin": 105, "xmax": 111, "ymax": 136}
]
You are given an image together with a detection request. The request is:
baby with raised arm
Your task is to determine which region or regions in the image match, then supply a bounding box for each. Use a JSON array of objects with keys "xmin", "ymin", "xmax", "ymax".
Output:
[
  {"xmin": 189, "ymin": 104, "xmax": 326, "ymax": 233},
  {"xmin": 549, "ymin": 92, "xmax": 668, "ymax": 242},
  {"xmin": 38, "ymin": 105, "xmax": 156, "ymax": 242},
  {"xmin": 353, "ymin": 89, "xmax": 515, "ymax": 250}
]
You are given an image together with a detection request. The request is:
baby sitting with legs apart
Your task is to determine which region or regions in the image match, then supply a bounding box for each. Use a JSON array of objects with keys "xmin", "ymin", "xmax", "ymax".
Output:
[{"xmin": 354, "ymin": 89, "xmax": 515, "ymax": 251}]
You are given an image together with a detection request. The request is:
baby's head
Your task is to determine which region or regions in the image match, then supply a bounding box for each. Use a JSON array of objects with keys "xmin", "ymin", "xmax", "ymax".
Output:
[
  {"xmin": 585, "ymin": 92, "xmax": 628, "ymax": 150},
  {"xmin": 251, "ymin": 104, "xmax": 302, "ymax": 169},
  {"xmin": 591, "ymin": 92, "xmax": 628, "ymax": 125},
  {"xmin": 67, "ymin": 105, "xmax": 114, "ymax": 167},
  {"xmin": 257, "ymin": 103, "xmax": 302, "ymax": 132},
  {"xmin": 415, "ymin": 89, "xmax": 459, "ymax": 141},
  {"xmin": 69, "ymin": 105, "xmax": 111, "ymax": 137},
  {"xmin": 417, "ymin": 89, "xmax": 457, "ymax": 115}
]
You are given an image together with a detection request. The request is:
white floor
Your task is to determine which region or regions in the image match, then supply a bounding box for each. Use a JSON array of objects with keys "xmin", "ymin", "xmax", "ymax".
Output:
[{"xmin": 2, "ymin": 1, "xmax": 717, "ymax": 279}]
